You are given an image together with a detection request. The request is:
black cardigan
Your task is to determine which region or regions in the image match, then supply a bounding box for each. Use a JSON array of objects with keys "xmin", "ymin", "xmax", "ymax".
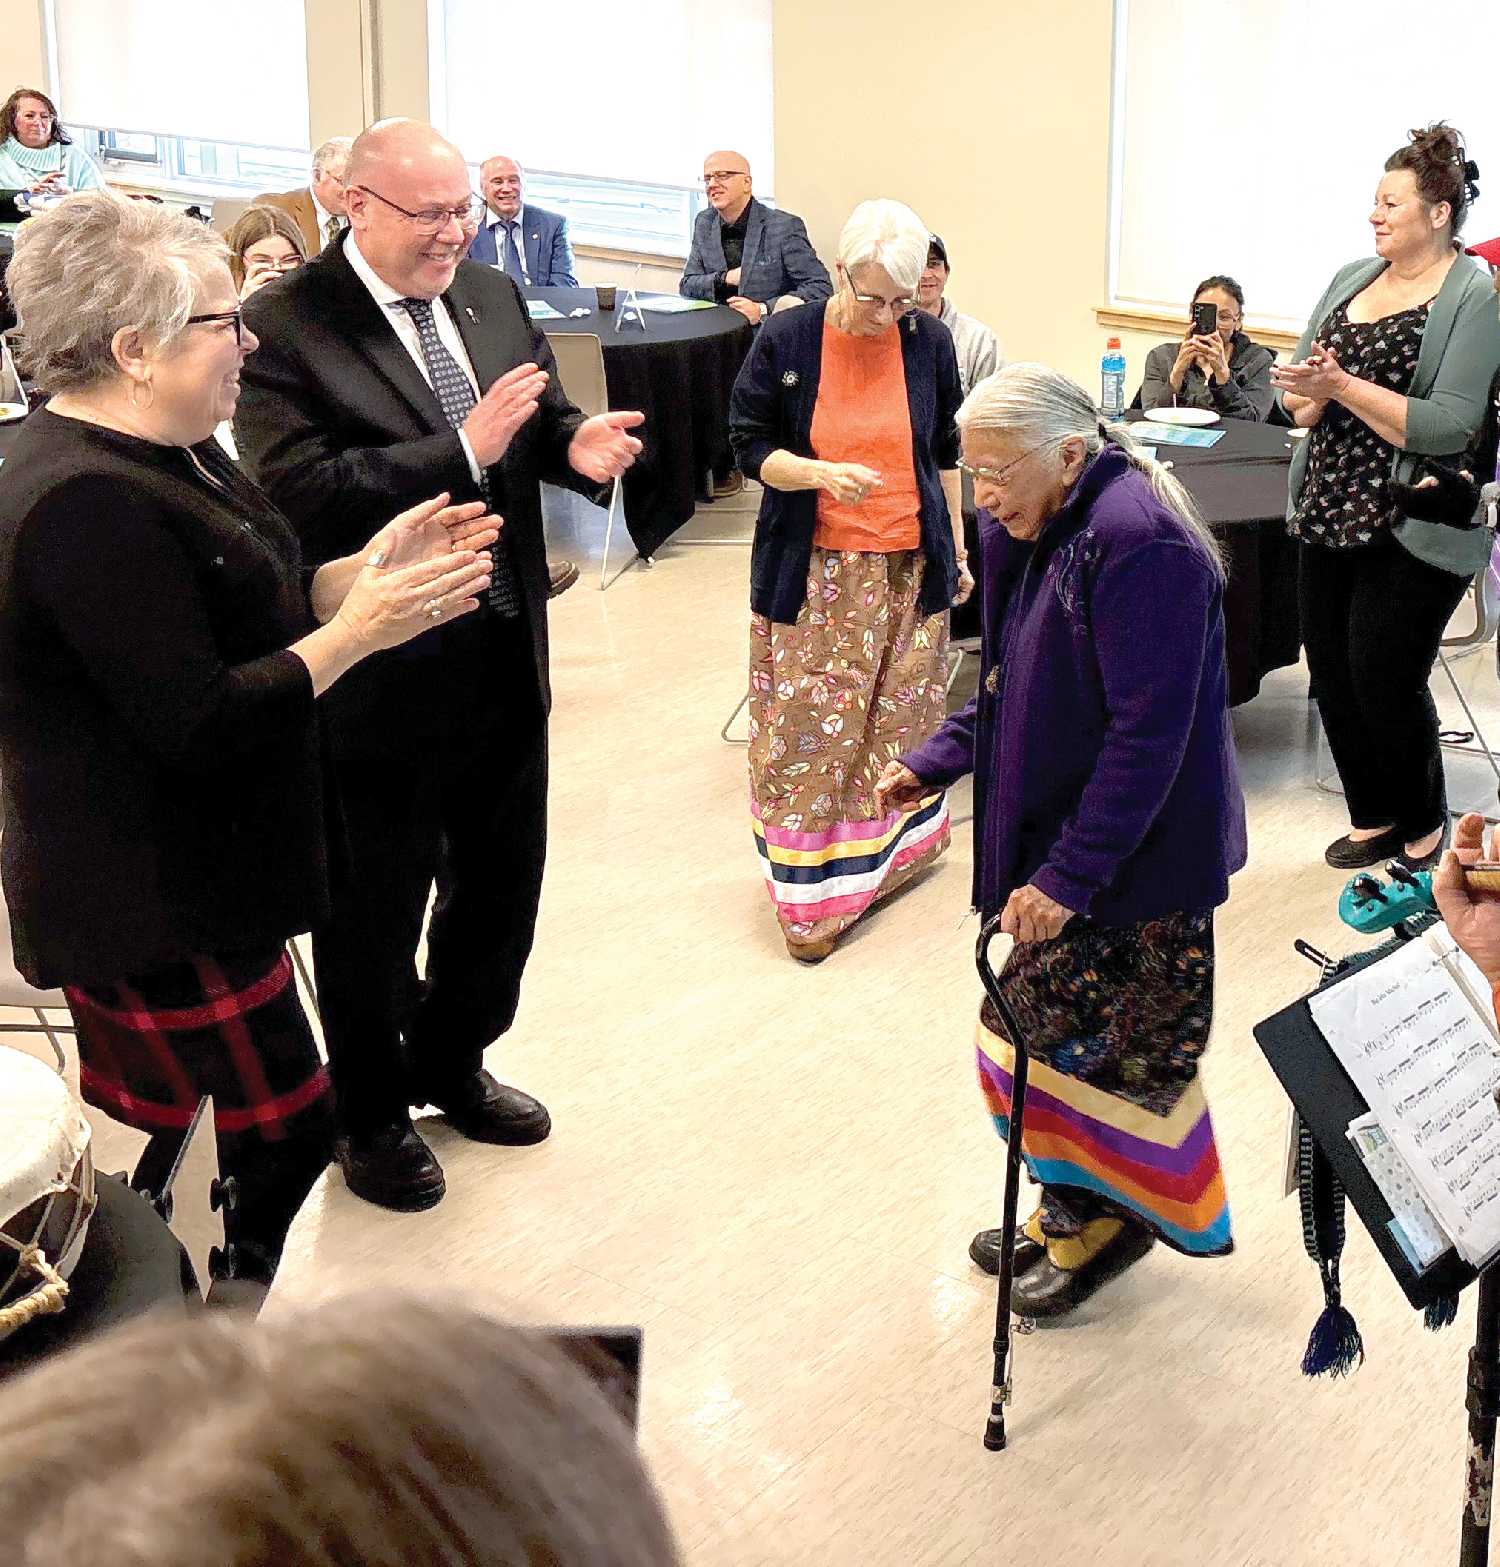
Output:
[
  {"xmin": 728, "ymin": 301, "xmax": 963, "ymax": 623},
  {"xmin": 0, "ymin": 409, "xmax": 329, "ymax": 987}
]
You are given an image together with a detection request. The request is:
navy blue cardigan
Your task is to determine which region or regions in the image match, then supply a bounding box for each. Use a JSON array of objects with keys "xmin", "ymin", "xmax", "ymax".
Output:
[
  {"xmin": 903, "ymin": 448, "xmax": 1247, "ymax": 925},
  {"xmin": 728, "ymin": 301, "xmax": 963, "ymax": 623}
]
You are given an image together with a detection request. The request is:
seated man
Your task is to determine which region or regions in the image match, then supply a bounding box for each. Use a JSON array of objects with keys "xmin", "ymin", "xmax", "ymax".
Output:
[
  {"xmin": 467, "ymin": 156, "xmax": 578, "ymax": 288},
  {"xmin": 681, "ymin": 150, "xmax": 831, "ymax": 325},
  {"xmin": 916, "ymin": 233, "xmax": 1001, "ymax": 396},
  {"xmin": 256, "ymin": 136, "xmax": 353, "ymax": 255}
]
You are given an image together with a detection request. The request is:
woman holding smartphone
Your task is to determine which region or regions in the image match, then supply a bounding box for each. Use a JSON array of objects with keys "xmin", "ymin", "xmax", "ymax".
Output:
[{"xmin": 1139, "ymin": 275, "xmax": 1275, "ymax": 421}]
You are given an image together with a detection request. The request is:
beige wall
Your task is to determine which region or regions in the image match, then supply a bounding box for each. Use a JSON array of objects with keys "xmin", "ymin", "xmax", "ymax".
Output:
[
  {"xmin": 772, "ymin": 0, "xmax": 1165, "ymax": 395},
  {"xmin": 12, "ymin": 3, "xmax": 49, "ymax": 91}
]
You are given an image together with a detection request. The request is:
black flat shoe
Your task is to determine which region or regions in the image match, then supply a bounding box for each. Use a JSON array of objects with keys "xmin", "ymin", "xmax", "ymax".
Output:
[
  {"xmin": 1395, "ymin": 823, "xmax": 1451, "ymax": 875},
  {"xmin": 420, "ymin": 1070, "xmax": 552, "ymax": 1146},
  {"xmin": 1324, "ymin": 826, "xmax": 1404, "ymax": 869},
  {"xmin": 1011, "ymin": 1223, "xmax": 1155, "ymax": 1319},
  {"xmin": 335, "ymin": 1122, "xmax": 446, "ymax": 1212},
  {"xmin": 969, "ymin": 1226, "xmax": 1046, "ymax": 1278}
]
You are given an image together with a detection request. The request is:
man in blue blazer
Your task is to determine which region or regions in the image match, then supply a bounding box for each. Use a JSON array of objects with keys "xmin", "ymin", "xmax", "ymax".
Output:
[
  {"xmin": 467, "ymin": 155, "xmax": 578, "ymax": 288},
  {"xmin": 680, "ymin": 150, "xmax": 831, "ymax": 326}
]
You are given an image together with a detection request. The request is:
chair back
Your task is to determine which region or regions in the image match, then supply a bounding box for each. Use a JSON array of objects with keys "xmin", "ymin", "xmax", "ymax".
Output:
[
  {"xmin": 209, "ymin": 197, "xmax": 253, "ymax": 236},
  {"xmin": 544, "ymin": 331, "xmax": 608, "ymax": 420}
]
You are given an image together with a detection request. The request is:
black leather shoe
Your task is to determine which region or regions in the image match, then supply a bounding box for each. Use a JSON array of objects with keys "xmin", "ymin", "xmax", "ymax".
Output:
[
  {"xmin": 422, "ymin": 1070, "xmax": 552, "ymax": 1146},
  {"xmin": 335, "ymin": 1122, "xmax": 446, "ymax": 1212},
  {"xmin": 1011, "ymin": 1222, "xmax": 1155, "ymax": 1319},
  {"xmin": 969, "ymin": 1226, "xmax": 1046, "ymax": 1278},
  {"xmin": 1324, "ymin": 826, "xmax": 1403, "ymax": 869},
  {"xmin": 546, "ymin": 560, "xmax": 580, "ymax": 599}
]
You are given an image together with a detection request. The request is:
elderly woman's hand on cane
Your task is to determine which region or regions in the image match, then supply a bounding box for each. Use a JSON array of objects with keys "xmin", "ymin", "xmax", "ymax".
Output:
[{"xmin": 1433, "ymin": 812, "xmax": 1500, "ymax": 988}]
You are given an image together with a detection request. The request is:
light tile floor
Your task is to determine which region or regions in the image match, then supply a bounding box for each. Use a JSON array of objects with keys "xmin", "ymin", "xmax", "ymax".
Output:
[{"xmin": 9, "ymin": 488, "xmax": 1500, "ymax": 1566}]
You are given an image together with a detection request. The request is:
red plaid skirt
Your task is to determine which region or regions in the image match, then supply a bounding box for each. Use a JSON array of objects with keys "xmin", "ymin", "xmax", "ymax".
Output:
[{"xmin": 64, "ymin": 946, "xmax": 331, "ymax": 1144}]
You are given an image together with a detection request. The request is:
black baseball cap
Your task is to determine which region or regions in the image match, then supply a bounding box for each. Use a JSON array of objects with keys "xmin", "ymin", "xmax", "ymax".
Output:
[{"xmin": 927, "ymin": 234, "xmax": 948, "ymax": 267}]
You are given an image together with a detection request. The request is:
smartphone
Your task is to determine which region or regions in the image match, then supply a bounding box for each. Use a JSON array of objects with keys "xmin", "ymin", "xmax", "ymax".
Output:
[{"xmin": 1191, "ymin": 301, "xmax": 1218, "ymax": 337}]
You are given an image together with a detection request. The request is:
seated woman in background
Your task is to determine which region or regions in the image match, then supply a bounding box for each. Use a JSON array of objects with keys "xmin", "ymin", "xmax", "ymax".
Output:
[
  {"xmin": 0, "ymin": 88, "xmax": 104, "ymax": 207},
  {"xmin": 225, "ymin": 204, "xmax": 309, "ymax": 299},
  {"xmin": 0, "ymin": 1293, "xmax": 682, "ymax": 1566},
  {"xmin": 1138, "ymin": 275, "xmax": 1275, "ymax": 421}
]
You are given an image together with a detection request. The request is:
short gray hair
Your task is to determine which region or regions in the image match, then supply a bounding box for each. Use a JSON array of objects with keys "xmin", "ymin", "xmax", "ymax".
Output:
[
  {"xmin": 0, "ymin": 1292, "xmax": 682, "ymax": 1567},
  {"xmin": 8, "ymin": 192, "xmax": 229, "ymax": 393},
  {"xmin": 835, "ymin": 198, "xmax": 930, "ymax": 295},
  {"xmin": 311, "ymin": 135, "xmax": 353, "ymax": 179},
  {"xmin": 959, "ymin": 362, "xmax": 1225, "ymax": 578}
]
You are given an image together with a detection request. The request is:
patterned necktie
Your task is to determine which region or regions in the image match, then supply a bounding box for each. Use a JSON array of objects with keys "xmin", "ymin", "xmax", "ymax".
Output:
[
  {"xmin": 502, "ymin": 221, "xmax": 527, "ymax": 283},
  {"xmin": 399, "ymin": 296, "xmax": 520, "ymax": 617}
]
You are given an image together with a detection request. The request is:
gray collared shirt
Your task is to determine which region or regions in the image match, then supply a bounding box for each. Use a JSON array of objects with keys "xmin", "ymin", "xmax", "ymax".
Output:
[{"xmin": 938, "ymin": 296, "xmax": 1002, "ymax": 395}]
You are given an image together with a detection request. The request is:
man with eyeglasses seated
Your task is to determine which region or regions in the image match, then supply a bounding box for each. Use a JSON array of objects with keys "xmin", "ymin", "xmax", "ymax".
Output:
[
  {"xmin": 681, "ymin": 150, "xmax": 832, "ymax": 328},
  {"xmin": 234, "ymin": 118, "xmax": 645, "ymax": 1215},
  {"xmin": 256, "ymin": 136, "xmax": 354, "ymax": 257}
]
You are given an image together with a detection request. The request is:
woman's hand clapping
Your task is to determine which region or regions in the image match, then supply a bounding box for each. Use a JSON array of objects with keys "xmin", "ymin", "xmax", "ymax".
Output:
[{"xmin": 1271, "ymin": 341, "xmax": 1350, "ymax": 403}]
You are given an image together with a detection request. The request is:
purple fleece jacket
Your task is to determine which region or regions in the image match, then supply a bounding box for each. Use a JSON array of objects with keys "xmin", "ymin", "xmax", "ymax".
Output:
[{"xmin": 903, "ymin": 447, "xmax": 1247, "ymax": 923}]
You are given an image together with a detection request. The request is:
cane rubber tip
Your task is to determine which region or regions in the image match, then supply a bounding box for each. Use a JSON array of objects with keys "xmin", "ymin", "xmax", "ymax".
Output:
[{"xmin": 983, "ymin": 1429, "xmax": 1007, "ymax": 1452}]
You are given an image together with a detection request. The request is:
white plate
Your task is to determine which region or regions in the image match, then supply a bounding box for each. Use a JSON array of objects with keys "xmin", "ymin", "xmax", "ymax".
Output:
[
  {"xmin": 1142, "ymin": 406, "xmax": 1220, "ymax": 426},
  {"xmin": 1286, "ymin": 426, "xmax": 1310, "ymax": 440},
  {"xmin": 0, "ymin": 402, "xmax": 28, "ymax": 423}
]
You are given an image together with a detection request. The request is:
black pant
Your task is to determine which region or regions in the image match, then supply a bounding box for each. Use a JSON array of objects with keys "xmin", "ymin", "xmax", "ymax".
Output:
[
  {"xmin": 1299, "ymin": 534, "xmax": 1470, "ymax": 839},
  {"xmin": 314, "ymin": 697, "xmax": 549, "ymax": 1140}
]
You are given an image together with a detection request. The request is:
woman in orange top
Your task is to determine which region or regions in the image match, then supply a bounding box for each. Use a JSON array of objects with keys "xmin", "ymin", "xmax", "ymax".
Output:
[{"xmin": 729, "ymin": 198, "xmax": 972, "ymax": 962}]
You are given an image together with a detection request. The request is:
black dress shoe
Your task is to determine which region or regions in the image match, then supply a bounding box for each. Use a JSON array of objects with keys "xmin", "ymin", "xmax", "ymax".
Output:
[
  {"xmin": 335, "ymin": 1122, "xmax": 446, "ymax": 1212},
  {"xmin": 546, "ymin": 560, "xmax": 580, "ymax": 599},
  {"xmin": 422, "ymin": 1070, "xmax": 552, "ymax": 1146},
  {"xmin": 1011, "ymin": 1222, "xmax": 1155, "ymax": 1319},
  {"xmin": 1324, "ymin": 826, "xmax": 1404, "ymax": 869},
  {"xmin": 968, "ymin": 1226, "xmax": 1046, "ymax": 1278}
]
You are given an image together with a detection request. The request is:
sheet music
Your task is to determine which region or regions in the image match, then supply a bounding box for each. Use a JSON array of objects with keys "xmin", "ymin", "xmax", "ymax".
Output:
[{"xmin": 1309, "ymin": 927, "xmax": 1500, "ymax": 1266}]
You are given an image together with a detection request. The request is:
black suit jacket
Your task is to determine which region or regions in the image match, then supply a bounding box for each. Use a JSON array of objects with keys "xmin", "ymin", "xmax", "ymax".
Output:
[{"xmin": 233, "ymin": 244, "xmax": 589, "ymax": 752}]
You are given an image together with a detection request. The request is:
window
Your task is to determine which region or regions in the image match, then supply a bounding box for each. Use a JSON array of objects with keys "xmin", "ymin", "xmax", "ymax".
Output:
[
  {"xmin": 79, "ymin": 128, "xmax": 311, "ymax": 197},
  {"xmin": 51, "ymin": 0, "xmax": 309, "ymax": 150},
  {"xmin": 1110, "ymin": 0, "xmax": 1496, "ymax": 332},
  {"xmin": 432, "ymin": 0, "xmax": 771, "ymax": 256}
]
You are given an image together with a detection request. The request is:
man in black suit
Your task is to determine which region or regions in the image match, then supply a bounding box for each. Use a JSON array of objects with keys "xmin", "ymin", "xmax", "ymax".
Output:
[{"xmin": 234, "ymin": 119, "xmax": 643, "ymax": 1212}]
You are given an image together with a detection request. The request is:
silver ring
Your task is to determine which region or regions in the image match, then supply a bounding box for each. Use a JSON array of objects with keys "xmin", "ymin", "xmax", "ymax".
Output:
[{"xmin": 423, "ymin": 599, "xmax": 442, "ymax": 619}]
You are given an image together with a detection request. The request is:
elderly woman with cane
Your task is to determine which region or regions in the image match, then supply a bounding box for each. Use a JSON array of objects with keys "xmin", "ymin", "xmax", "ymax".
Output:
[
  {"xmin": 0, "ymin": 193, "xmax": 497, "ymax": 1284},
  {"xmin": 877, "ymin": 364, "xmax": 1246, "ymax": 1319}
]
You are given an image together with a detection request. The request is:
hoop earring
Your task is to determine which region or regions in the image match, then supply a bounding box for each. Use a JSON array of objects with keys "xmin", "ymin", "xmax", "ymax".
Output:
[{"xmin": 127, "ymin": 378, "xmax": 155, "ymax": 412}]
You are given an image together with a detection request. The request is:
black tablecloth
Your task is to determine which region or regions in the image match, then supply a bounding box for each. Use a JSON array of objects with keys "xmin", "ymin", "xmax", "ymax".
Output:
[
  {"xmin": 0, "ymin": 231, "xmax": 14, "ymax": 334},
  {"xmin": 526, "ymin": 286, "xmax": 752, "ymax": 558},
  {"xmin": 1131, "ymin": 416, "xmax": 1301, "ymax": 706},
  {"xmin": 0, "ymin": 1174, "xmax": 200, "ymax": 1383}
]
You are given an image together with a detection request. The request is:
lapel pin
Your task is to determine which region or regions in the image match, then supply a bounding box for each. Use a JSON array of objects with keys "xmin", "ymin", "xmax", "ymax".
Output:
[
  {"xmin": 782, "ymin": 370, "xmax": 799, "ymax": 387},
  {"xmin": 465, "ymin": 306, "xmax": 479, "ymax": 324}
]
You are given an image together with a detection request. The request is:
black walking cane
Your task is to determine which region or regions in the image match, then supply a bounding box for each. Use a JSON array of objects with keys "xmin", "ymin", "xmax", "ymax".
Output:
[{"xmin": 975, "ymin": 910, "xmax": 1037, "ymax": 1451}]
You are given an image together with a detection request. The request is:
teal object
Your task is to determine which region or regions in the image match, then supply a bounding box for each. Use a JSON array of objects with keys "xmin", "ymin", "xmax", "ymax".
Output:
[{"xmin": 1337, "ymin": 865, "xmax": 1436, "ymax": 934}]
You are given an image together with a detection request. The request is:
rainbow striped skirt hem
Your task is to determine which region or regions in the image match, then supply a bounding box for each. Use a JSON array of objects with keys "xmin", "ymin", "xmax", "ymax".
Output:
[
  {"xmin": 976, "ymin": 1013, "xmax": 1232, "ymax": 1257},
  {"xmin": 753, "ymin": 793, "xmax": 950, "ymax": 936}
]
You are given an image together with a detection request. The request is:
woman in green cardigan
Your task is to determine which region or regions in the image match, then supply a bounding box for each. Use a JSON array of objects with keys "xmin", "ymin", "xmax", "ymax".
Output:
[
  {"xmin": 0, "ymin": 88, "xmax": 105, "ymax": 220},
  {"xmin": 1274, "ymin": 123, "xmax": 1500, "ymax": 874}
]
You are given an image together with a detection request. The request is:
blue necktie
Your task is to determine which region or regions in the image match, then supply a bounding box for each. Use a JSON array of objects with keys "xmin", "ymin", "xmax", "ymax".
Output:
[
  {"xmin": 501, "ymin": 221, "xmax": 526, "ymax": 283},
  {"xmin": 399, "ymin": 297, "xmax": 520, "ymax": 618}
]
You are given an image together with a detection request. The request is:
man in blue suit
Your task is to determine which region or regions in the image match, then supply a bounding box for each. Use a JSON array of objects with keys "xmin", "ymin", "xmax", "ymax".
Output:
[
  {"xmin": 467, "ymin": 155, "xmax": 578, "ymax": 288},
  {"xmin": 680, "ymin": 150, "xmax": 831, "ymax": 326}
]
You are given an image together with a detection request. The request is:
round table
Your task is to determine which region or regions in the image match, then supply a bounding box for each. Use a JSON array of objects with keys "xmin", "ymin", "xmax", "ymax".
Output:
[
  {"xmin": 1126, "ymin": 415, "xmax": 1302, "ymax": 705},
  {"xmin": 525, "ymin": 286, "xmax": 752, "ymax": 559}
]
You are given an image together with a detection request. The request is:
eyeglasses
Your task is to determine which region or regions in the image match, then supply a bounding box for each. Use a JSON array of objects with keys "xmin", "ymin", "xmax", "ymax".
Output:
[
  {"xmin": 838, "ymin": 263, "xmax": 915, "ymax": 316},
  {"xmin": 353, "ymin": 185, "xmax": 484, "ymax": 235},
  {"xmin": 957, "ymin": 440, "xmax": 1063, "ymax": 487},
  {"xmin": 703, "ymin": 170, "xmax": 748, "ymax": 187},
  {"xmin": 244, "ymin": 254, "xmax": 302, "ymax": 274},
  {"xmin": 185, "ymin": 306, "xmax": 245, "ymax": 344}
]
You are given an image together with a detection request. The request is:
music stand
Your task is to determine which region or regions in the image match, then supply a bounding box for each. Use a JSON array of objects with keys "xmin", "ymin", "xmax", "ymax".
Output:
[{"xmin": 1256, "ymin": 948, "xmax": 1500, "ymax": 1566}]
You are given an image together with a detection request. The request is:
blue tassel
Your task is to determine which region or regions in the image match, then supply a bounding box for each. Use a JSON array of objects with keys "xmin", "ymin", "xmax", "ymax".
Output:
[
  {"xmin": 1425, "ymin": 1294, "xmax": 1460, "ymax": 1331},
  {"xmin": 1302, "ymin": 1303, "xmax": 1365, "ymax": 1378}
]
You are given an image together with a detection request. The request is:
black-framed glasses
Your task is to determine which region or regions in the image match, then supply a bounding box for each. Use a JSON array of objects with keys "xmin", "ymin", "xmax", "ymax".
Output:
[
  {"xmin": 185, "ymin": 307, "xmax": 245, "ymax": 344},
  {"xmin": 353, "ymin": 185, "xmax": 485, "ymax": 235}
]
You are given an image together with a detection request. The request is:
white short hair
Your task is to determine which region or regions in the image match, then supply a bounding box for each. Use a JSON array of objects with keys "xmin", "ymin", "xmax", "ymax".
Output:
[
  {"xmin": 835, "ymin": 199, "xmax": 930, "ymax": 295},
  {"xmin": 8, "ymin": 192, "xmax": 228, "ymax": 392},
  {"xmin": 312, "ymin": 136, "xmax": 353, "ymax": 179}
]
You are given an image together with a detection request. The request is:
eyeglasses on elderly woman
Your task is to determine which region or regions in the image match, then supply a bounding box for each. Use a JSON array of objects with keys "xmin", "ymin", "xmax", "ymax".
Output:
[
  {"xmin": 837, "ymin": 261, "xmax": 916, "ymax": 316},
  {"xmin": 185, "ymin": 306, "xmax": 246, "ymax": 344}
]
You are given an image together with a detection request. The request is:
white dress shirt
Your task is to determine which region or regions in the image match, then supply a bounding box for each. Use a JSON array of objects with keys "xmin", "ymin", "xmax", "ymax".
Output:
[
  {"xmin": 485, "ymin": 208, "xmax": 530, "ymax": 283},
  {"xmin": 343, "ymin": 232, "xmax": 484, "ymax": 484}
]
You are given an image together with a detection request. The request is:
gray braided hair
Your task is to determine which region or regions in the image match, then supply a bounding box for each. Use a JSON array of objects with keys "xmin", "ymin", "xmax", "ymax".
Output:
[{"xmin": 957, "ymin": 362, "xmax": 1224, "ymax": 579}]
